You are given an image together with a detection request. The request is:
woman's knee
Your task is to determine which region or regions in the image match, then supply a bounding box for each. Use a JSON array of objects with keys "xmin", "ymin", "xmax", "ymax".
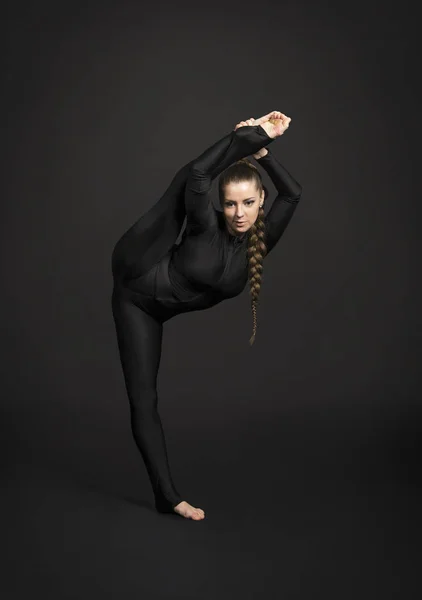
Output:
[{"xmin": 129, "ymin": 387, "xmax": 158, "ymax": 414}]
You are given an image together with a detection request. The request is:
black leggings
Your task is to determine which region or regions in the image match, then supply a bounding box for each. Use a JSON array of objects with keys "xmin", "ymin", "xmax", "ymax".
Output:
[
  {"xmin": 111, "ymin": 285, "xmax": 183, "ymax": 512},
  {"xmin": 110, "ymin": 159, "xmax": 192, "ymax": 513}
]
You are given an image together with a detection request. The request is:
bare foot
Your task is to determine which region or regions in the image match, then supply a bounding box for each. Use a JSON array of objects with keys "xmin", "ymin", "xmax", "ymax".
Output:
[{"xmin": 173, "ymin": 500, "xmax": 205, "ymax": 520}]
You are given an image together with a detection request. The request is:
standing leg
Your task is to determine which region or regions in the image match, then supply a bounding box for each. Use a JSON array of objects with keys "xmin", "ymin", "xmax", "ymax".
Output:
[{"xmin": 112, "ymin": 289, "xmax": 183, "ymax": 513}]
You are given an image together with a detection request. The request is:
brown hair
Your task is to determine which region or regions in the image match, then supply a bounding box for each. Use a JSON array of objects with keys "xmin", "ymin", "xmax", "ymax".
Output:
[{"xmin": 218, "ymin": 158, "xmax": 267, "ymax": 345}]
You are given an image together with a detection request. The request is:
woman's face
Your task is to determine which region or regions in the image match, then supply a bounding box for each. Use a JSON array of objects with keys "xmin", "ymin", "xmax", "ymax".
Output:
[{"xmin": 222, "ymin": 180, "xmax": 264, "ymax": 236}]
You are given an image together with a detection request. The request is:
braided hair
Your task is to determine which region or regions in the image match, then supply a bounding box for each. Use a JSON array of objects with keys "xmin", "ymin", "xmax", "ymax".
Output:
[{"xmin": 218, "ymin": 158, "xmax": 268, "ymax": 346}]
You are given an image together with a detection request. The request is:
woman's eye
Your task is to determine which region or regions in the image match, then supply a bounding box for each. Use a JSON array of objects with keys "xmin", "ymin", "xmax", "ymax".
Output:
[{"xmin": 225, "ymin": 201, "xmax": 253, "ymax": 207}]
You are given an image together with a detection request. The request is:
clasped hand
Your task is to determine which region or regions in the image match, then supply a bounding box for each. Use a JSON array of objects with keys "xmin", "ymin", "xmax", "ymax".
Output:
[{"xmin": 233, "ymin": 110, "xmax": 291, "ymax": 159}]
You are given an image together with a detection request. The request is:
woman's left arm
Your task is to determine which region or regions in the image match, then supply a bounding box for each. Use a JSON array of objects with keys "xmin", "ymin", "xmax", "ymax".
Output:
[{"xmin": 255, "ymin": 148, "xmax": 302, "ymax": 254}]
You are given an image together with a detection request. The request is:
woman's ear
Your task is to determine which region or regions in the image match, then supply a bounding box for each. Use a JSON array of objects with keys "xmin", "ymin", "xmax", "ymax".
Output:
[{"xmin": 261, "ymin": 184, "xmax": 269, "ymax": 206}]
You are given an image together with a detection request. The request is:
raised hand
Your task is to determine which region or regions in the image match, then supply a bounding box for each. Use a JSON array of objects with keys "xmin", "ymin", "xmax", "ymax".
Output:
[
  {"xmin": 232, "ymin": 111, "xmax": 291, "ymax": 159},
  {"xmin": 233, "ymin": 111, "xmax": 291, "ymax": 138},
  {"xmin": 258, "ymin": 110, "xmax": 291, "ymax": 138},
  {"xmin": 233, "ymin": 117, "xmax": 256, "ymax": 131}
]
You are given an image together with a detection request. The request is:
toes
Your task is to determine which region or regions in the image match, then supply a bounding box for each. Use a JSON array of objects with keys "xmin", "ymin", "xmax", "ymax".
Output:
[{"xmin": 175, "ymin": 503, "xmax": 205, "ymax": 520}]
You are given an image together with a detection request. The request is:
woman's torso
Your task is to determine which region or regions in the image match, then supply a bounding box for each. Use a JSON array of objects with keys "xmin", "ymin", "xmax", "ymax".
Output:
[{"xmin": 114, "ymin": 218, "xmax": 250, "ymax": 322}]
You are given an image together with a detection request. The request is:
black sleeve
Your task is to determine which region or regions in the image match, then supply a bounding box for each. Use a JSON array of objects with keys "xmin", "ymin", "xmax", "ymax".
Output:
[
  {"xmin": 255, "ymin": 147, "xmax": 302, "ymax": 254},
  {"xmin": 185, "ymin": 125, "xmax": 276, "ymax": 233}
]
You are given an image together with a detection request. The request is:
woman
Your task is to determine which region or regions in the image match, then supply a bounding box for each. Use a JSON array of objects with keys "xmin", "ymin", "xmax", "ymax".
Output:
[{"xmin": 111, "ymin": 110, "xmax": 302, "ymax": 520}]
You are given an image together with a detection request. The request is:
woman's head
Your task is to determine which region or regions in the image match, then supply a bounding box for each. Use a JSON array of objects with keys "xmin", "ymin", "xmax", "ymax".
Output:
[
  {"xmin": 218, "ymin": 160, "xmax": 265, "ymax": 236},
  {"xmin": 218, "ymin": 159, "xmax": 268, "ymax": 346}
]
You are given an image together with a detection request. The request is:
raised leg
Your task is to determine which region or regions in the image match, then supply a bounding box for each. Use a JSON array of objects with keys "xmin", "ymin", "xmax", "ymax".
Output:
[{"xmin": 111, "ymin": 159, "xmax": 195, "ymax": 282}]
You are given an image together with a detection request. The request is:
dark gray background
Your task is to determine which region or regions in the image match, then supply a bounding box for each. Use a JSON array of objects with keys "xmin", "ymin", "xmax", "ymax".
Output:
[{"xmin": 2, "ymin": 0, "xmax": 420, "ymax": 598}]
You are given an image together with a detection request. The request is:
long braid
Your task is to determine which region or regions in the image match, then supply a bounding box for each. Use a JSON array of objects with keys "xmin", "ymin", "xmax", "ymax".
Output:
[
  {"xmin": 247, "ymin": 206, "xmax": 267, "ymax": 345},
  {"xmin": 218, "ymin": 158, "xmax": 268, "ymax": 345}
]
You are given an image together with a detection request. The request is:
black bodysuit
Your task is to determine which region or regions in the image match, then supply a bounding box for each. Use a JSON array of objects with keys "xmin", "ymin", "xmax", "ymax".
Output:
[{"xmin": 111, "ymin": 125, "xmax": 302, "ymax": 513}]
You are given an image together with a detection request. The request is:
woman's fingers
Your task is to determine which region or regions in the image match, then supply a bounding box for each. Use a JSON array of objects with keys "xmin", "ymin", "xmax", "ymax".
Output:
[
  {"xmin": 257, "ymin": 110, "xmax": 289, "ymax": 124},
  {"xmin": 271, "ymin": 111, "xmax": 290, "ymax": 123},
  {"xmin": 235, "ymin": 118, "xmax": 256, "ymax": 130},
  {"xmin": 234, "ymin": 111, "xmax": 292, "ymax": 138}
]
